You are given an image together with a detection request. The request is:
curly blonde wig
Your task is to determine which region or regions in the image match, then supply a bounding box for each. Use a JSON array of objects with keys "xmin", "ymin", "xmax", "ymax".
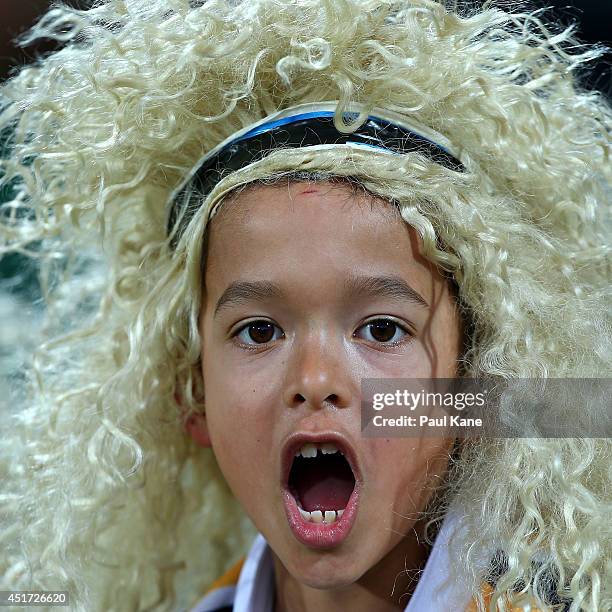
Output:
[{"xmin": 0, "ymin": 0, "xmax": 610, "ymax": 610}]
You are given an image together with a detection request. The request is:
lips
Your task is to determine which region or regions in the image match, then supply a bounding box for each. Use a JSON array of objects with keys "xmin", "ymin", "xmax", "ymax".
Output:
[{"xmin": 280, "ymin": 431, "xmax": 362, "ymax": 549}]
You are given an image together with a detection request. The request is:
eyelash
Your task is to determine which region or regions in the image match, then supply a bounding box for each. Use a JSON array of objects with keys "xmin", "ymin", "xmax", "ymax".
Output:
[{"xmin": 230, "ymin": 318, "xmax": 414, "ymax": 350}]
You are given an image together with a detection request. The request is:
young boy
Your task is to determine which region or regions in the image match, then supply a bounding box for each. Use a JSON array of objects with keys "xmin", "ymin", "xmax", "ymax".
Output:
[
  {"xmin": 187, "ymin": 179, "xmax": 463, "ymax": 611},
  {"xmin": 0, "ymin": 0, "xmax": 609, "ymax": 610}
]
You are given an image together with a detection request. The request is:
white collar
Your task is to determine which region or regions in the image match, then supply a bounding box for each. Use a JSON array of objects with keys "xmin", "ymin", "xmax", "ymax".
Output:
[{"xmin": 232, "ymin": 506, "xmax": 475, "ymax": 612}]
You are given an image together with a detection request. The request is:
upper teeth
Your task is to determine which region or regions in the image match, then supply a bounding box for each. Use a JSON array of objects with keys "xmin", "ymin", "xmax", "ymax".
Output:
[{"xmin": 295, "ymin": 442, "xmax": 341, "ymax": 458}]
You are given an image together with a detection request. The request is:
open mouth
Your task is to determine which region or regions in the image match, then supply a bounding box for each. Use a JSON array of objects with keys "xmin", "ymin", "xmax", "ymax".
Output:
[
  {"xmin": 281, "ymin": 433, "xmax": 361, "ymax": 548},
  {"xmin": 288, "ymin": 442, "xmax": 355, "ymax": 524}
]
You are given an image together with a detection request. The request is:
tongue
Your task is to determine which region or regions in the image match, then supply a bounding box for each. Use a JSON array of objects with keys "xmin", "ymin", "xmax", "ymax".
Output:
[{"xmin": 294, "ymin": 458, "xmax": 355, "ymax": 512}]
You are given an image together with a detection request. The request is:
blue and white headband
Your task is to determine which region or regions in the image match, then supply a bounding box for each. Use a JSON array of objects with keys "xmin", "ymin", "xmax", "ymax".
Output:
[{"xmin": 166, "ymin": 102, "xmax": 466, "ymax": 247}]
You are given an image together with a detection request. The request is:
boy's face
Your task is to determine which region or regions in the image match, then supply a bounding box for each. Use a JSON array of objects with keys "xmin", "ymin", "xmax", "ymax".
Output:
[{"xmin": 198, "ymin": 181, "xmax": 462, "ymax": 590}]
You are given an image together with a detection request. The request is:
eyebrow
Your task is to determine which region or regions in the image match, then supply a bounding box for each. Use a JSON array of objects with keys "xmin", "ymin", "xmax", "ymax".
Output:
[{"xmin": 213, "ymin": 273, "xmax": 429, "ymax": 317}]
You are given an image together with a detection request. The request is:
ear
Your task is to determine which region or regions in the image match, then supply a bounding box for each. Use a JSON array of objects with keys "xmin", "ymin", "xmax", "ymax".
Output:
[
  {"xmin": 184, "ymin": 411, "xmax": 212, "ymax": 448},
  {"xmin": 175, "ymin": 390, "xmax": 212, "ymax": 448}
]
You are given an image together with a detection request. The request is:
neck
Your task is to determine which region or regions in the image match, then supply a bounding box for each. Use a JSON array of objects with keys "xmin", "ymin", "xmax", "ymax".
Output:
[{"xmin": 271, "ymin": 518, "xmax": 437, "ymax": 612}]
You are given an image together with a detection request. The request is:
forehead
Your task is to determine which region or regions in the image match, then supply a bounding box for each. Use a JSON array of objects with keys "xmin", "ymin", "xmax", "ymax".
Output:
[
  {"xmin": 203, "ymin": 181, "xmax": 446, "ymax": 297},
  {"xmin": 211, "ymin": 179, "xmax": 400, "ymax": 235}
]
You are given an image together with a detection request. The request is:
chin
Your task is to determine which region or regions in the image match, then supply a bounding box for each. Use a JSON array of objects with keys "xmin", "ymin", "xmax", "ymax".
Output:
[
  {"xmin": 298, "ymin": 573, "xmax": 359, "ymax": 590},
  {"xmin": 285, "ymin": 556, "xmax": 366, "ymax": 590}
]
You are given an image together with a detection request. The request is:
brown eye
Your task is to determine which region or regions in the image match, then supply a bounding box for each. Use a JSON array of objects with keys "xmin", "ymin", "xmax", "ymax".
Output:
[
  {"xmin": 248, "ymin": 321, "xmax": 274, "ymax": 343},
  {"xmin": 369, "ymin": 320, "xmax": 396, "ymax": 342},
  {"xmin": 234, "ymin": 320, "xmax": 282, "ymax": 345},
  {"xmin": 356, "ymin": 318, "xmax": 411, "ymax": 345}
]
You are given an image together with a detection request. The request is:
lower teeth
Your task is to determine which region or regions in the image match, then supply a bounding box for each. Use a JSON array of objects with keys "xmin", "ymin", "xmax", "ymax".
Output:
[{"xmin": 298, "ymin": 507, "xmax": 345, "ymax": 524}]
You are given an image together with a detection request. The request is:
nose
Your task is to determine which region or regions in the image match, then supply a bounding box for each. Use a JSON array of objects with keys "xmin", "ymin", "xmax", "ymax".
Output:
[{"xmin": 281, "ymin": 324, "xmax": 353, "ymax": 411}]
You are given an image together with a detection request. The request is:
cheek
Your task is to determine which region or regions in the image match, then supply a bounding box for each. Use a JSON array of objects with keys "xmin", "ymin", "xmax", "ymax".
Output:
[
  {"xmin": 204, "ymin": 403, "xmax": 267, "ymax": 508},
  {"xmin": 201, "ymin": 364, "xmax": 274, "ymax": 500},
  {"xmin": 371, "ymin": 439, "xmax": 451, "ymax": 510}
]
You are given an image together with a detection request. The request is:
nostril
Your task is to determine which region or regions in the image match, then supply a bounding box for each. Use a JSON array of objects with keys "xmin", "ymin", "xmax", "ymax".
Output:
[{"xmin": 293, "ymin": 393, "xmax": 341, "ymax": 407}]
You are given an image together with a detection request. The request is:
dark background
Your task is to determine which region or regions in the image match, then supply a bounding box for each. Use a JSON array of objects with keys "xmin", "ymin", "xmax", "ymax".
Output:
[{"xmin": 1, "ymin": 0, "xmax": 610, "ymax": 95}]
